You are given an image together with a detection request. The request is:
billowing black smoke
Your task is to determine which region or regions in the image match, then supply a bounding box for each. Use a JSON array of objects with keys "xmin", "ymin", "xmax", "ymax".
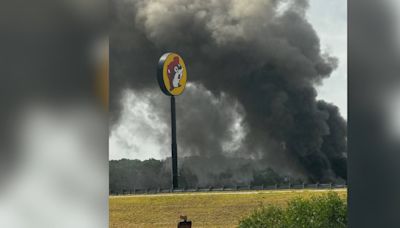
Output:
[{"xmin": 110, "ymin": 0, "xmax": 347, "ymax": 182}]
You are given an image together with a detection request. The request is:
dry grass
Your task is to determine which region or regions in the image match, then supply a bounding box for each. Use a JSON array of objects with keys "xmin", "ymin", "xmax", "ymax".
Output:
[{"xmin": 109, "ymin": 189, "xmax": 347, "ymax": 228}]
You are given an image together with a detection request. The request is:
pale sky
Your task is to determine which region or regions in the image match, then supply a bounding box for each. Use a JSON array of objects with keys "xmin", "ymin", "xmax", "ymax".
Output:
[{"xmin": 309, "ymin": 0, "xmax": 347, "ymax": 119}]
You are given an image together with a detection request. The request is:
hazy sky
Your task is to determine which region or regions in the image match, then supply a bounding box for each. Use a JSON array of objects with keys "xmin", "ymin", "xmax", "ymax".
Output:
[
  {"xmin": 109, "ymin": 0, "xmax": 347, "ymax": 161},
  {"xmin": 309, "ymin": 0, "xmax": 347, "ymax": 119}
]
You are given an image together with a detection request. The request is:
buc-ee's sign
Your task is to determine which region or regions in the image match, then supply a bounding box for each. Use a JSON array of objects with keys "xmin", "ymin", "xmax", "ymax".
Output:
[{"xmin": 157, "ymin": 53, "xmax": 187, "ymax": 96}]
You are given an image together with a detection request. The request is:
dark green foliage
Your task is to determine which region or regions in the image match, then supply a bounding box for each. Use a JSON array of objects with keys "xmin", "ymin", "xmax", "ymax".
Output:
[
  {"xmin": 178, "ymin": 164, "xmax": 198, "ymax": 188},
  {"xmin": 251, "ymin": 168, "xmax": 305, "ymax": 186},
  {"xmin": 239, "ymin": 192, "xmax": 347, "ymax": 228},
  {"xmin": 251, "ymin": 168, "xmax": 285, "ymax": 186},
  {"xmin": 239, "ymin": 205, "xmax": 286, "ymax": 228},
  {"xmin": 109, "ymin": 159, "xmax": 170, "ymax": 192},
  {"xmin": 109, "ymin": 159, "xmax": 341, "ymax": 192}
]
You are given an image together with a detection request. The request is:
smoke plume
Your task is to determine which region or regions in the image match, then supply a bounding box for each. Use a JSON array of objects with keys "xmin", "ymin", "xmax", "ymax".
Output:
[{"xmin": 110, "ymin": 0, "xmax": 347, "ymax": 182}]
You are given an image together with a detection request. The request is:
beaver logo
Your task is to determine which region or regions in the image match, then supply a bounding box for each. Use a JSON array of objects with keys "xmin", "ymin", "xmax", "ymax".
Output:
[
  {"xmin": 157, "ymin": 52, "xmax": 187, "ymax": 96},
  {"xmin": 166, "ymin": 56, "xmax": 183, "ymax": 91}
]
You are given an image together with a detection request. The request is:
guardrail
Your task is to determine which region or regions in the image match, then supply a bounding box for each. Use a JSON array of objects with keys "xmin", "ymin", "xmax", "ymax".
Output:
[{"xmin": 110, "ymin": 183, "xmax": 347, "ymax": 195}]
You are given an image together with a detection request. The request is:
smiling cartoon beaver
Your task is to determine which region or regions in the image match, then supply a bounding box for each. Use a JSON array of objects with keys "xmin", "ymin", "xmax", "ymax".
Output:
[{"xmin": 166, "ymin": 56, "xmax": 183, "ymax": 91}]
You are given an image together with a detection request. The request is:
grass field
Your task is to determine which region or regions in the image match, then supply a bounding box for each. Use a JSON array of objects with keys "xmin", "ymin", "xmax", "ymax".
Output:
[{"xmin": 109, "ymin": 189, "xmax": 347, "ymax": 228}]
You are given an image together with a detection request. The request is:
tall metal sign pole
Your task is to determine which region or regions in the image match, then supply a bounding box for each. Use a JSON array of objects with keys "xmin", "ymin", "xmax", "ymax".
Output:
[
  {"xmin": 157, "ymin": 53, "xmax": 187, "ymax": 189},
  {"xmin": 170, "ymin": 95, "xmax": 178, "ymax": 188}
]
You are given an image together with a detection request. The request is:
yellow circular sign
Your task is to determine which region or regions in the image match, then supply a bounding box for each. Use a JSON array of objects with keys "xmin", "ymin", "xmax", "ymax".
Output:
[{"xmin": 157, "ymin": 53, "xmax": 187, "ymax": 96}]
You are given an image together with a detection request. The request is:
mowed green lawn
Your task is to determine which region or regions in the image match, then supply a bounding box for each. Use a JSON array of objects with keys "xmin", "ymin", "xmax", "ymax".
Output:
[{"xmin": 110, "ymin": 189, "xmax": 347, "ymax": 228}]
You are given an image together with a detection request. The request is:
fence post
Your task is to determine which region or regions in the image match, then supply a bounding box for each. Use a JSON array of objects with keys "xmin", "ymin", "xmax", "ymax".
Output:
[
  {"xmin": 302, "ymin": 182, "xmax": 305, "ymax": 189},
  {"xmin": 275, "ymin": 184, "xmax": 278, "ymax": 189},
  {"xmin": 261, "ymin": 184, "xmax": 264, "ymax": 190},
  {"xmin": 316, "ymin": 182, "xmax": 319, "ymax": 188}
]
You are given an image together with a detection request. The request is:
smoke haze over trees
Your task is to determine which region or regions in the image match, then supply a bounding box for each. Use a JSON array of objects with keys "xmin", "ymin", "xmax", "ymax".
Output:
[
  {"xmin": 110, "ymin": 159, "xmax": 300, "ymax": 191},
  {"xmin": 110, "ymin": 0, "xmax": 347, "ymax": 187}
]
